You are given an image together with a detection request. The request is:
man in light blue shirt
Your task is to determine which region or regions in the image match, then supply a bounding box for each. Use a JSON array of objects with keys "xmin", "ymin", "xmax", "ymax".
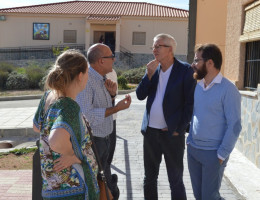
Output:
[
  {"xmin": 187, "ymin": 44, "xmax": 242, "ymax": 200},
  {"xmin": 77, "ymin": 43, "xmax": 131, "ymax": 200}
]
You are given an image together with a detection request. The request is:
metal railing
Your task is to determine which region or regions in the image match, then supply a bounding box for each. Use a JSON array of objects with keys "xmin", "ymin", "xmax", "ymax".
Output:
[
  {"xmin": 119, "ymin": 45, "xmax": 133, "ymax": 67},
  {"xmin": 244, "ymin": 41, "xmax": 260, "ymax": 90},
  {"xmin": 0, "ymin": 44, "xmax": 85, "ymax": 60},
  {"xmin": 119, "ymin": 45, "xmax": 133, "ymax": 59}
]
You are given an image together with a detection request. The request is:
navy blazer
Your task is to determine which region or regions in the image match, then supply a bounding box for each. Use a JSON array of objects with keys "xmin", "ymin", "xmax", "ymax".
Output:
[{"xmin": 136, "ymin": 58, "xmax": 196, "ymax": 136}]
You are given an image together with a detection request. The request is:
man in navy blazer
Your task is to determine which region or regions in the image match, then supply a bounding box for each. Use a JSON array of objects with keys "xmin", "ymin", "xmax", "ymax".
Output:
[{"xmin": 136, "ymin": 33, "xmax": 196, "ymax": 200}]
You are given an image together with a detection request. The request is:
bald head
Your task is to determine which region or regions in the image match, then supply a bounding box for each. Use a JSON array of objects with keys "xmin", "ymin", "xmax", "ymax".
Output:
[{"xmin": 87, "ymin": 43, "xmax": 110, "ymax": 64}]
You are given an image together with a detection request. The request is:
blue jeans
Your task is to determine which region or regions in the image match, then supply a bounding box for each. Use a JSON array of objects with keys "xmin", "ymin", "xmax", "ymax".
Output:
[
  {"xmin": 143, "ymin": 127, "xmax": 187, "ymax": 200},
  {"xmin": 187, "ymin": 144, "xmax": 229, "ymax": 200}
]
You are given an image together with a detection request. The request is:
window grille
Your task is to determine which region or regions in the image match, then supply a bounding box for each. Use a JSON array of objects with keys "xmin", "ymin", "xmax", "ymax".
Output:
[
  {"xmin": 244, "ymin": 40, "xmax": 260, "ymax": 89},
  {"xmin": 132, "ymin": 32, "xmax": 146, "ymax": 45},
  {"xmin": 64, "ymin": 30, "xmax": 77, "ymax": 43}
]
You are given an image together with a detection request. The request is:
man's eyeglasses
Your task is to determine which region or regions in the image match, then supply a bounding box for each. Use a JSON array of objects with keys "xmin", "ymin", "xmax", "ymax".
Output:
[
  {"xmin": 151, "ymin": 45, "xmax": 170, "ymax": 50},
  {"xmin": 192, "ymin": 58, "xmax": 204, "ymax": 64},
  {"xmin": 101, "ymin": 54, "xmax": 115, "ymax": 59}
]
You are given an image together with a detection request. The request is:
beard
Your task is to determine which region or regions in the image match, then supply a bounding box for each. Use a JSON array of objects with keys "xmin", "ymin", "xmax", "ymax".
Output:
[{"xmin": 193, "ymin": 62, "xmax": 207, "ymax": 80}]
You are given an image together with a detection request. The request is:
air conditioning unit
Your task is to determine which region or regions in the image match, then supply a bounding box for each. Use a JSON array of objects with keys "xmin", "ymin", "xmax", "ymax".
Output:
[{"xmin": 0, "ymin": 16, "xmax": 6, "ymax": 21}]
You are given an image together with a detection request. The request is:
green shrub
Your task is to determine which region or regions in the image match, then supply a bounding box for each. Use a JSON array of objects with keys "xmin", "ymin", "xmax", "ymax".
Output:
[
  {"xmin": 114, "ymin": 67, "xmax": 124, "ymax": 77},
  {"xmin": 39, "ymin": 75, "xmax": 47, "ymax": 91},
  {"xmin": 52, "ymin": 42, "xmax": 70, "ymax": 57},
  {"xmin": 118, "ymin": 76, "xmax": 130, "ymax": 90},
  {"xmin": 0, "ymin": 70, "xmax": 9, "ymax": 89},
  {"xmin": 0, "ymin": 62, "xmax": 17, "ymax": 73},
  {"xmin": 15, "ymin": 67, "xmax": 26, "ymax": 74},
  {"xmin": 9, "ymin": 147, "xmax": 37, "ymax": 155},
  {"xmin": 121, "ymin": 66, "xmax": 146, "ymax": 84},
  {"xmin": 6, "ymin": 71, "xmax": 30, "ymax": 90},
  {"xmin": 25, "ymin": 65, "xmax": 46, "ymax": 89}
]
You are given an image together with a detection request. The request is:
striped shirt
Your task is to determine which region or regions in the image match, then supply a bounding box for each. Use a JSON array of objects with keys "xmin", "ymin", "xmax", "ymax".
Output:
[{"xmin": 76, "ymin": 66, "xmax": 113, "ymax": 137}]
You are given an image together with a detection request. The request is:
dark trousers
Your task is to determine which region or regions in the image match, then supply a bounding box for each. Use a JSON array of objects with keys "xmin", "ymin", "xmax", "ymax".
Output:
[
  {"xmin": 105, "ymin": 120, "xmax": 118, "ymax": 193},
  {"xmin": 143, "ymin": 127, "xmax": 187, "ymax": 200},
  {"xmin": 93, "ymin": 135, "xmax": 110, "ymax": 176}
]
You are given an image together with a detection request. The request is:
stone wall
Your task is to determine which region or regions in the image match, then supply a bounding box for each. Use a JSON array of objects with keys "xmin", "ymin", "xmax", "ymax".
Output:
[
  {"xmin": 3, "ymin": 59, "xmax": 55, "ymax": 68},
  {"xmin": 0, "ymin": 50, "xmax": 187, "ymax": 69},
  {"xmin": 237, "ymin": 84, "xmax": 260, "ymax": 169}
]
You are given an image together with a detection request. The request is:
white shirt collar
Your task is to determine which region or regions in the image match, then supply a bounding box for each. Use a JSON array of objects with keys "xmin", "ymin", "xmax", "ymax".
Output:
[{"xmin": 198, "ymin": 72, "xmax": 223, "ymax": 91}]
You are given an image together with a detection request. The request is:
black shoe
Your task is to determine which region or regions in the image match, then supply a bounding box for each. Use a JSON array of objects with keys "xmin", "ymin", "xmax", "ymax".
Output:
[
  {"xmin": 112, "ymin": 186, "xmax": 120, "ymax": 200},
  {"xmin": 111, "ymin": 174, "xmax": 118, "ymax": 183}
]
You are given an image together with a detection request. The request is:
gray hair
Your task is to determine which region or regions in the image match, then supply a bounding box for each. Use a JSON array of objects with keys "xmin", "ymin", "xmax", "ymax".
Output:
[
  {"xmin": 87, "ymin": 43, "xmax": 106, "ymax": 64},
  {"xmin": 153, "ymin": 33, "xmax": 177, "ymax": 56}
]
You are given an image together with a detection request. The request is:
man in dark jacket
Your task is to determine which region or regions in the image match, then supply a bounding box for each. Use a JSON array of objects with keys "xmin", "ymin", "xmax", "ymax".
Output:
[{"xmin": 136, "ymin": 33, "xmax": 196, "ymax": 200}]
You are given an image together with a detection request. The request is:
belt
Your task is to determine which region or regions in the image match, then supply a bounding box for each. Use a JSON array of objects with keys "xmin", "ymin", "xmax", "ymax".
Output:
[
  {"xmin": 147, "ymin": 126, "xmax": 167, "ymax": 132},
  {"xmin": 103, "ymin": 134, "xmax": 110, "ymax": 140},
  {"xmin": 93, "ymin": 134, "xmax": 110, "ymax": 140}
]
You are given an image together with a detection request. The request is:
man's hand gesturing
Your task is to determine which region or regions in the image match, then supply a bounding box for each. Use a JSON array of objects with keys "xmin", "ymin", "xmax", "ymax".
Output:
[{"xmin": 116, "ymin": 94, "xmax": 131, "ymax": 111}]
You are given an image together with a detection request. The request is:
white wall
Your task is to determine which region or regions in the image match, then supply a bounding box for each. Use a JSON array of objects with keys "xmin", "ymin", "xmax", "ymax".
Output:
[
  {"xmin": 120, "ymin": 17, "xmax": 188, "ymax": 55},
  {"xmin": 0, "ymin": 14, "xmax": 188, "ymax": 56},
  {"xmin": 0, "ymin": 14, "xmax": 85, "ymax": 48}
]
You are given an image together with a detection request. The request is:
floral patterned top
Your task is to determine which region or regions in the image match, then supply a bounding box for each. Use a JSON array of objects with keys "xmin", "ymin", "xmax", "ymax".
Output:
[{"xmin": 33, "ymin": 91, "xmax": 99, "ymax": 200}]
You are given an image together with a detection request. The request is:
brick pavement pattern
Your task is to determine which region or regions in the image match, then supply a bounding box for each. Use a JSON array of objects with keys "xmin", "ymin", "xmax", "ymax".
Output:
[
  {"xmin": 0, "ymin": 170, "xmax": 32, "ymax": 200},
  {"xmin": 0, "ymin": 93, "xmax": 242, "ymax": 199},
  {"xmin": 111, "ymin": 94, "xmax": 242, "ymax": 200}
]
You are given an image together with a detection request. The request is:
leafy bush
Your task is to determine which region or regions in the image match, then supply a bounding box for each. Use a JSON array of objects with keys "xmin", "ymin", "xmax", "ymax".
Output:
[
  {"xmin": 121, "ymin": 66, "xmax": 146, "ymax": 84},
  {"xmin": 39, "ymin": 75, "xmax": 47, "ymax": 91},
  {"xmin": 0, "ymin": 62, "xmax": 19, "ymax": 90},
  {"xmin": 0, "ymin": 70, "xmax": 9, "ymax": 89},
  {"xmin": 118, "ymin": 76, "xmax": 130, "ymax": 90},
  {"xmin": 114, "ymin": 67, "xmax": 124, "ymax": 77},
  {"xmin": 0, "ymin": 62, "xmax": 17, "ymax": 73},
  {"xmin": 52, "ymin": 42, "xmax": 69, "ymax": 57},
  {"xmin": 6, "ymin": 71, "xmax": 30, "ymax": 90},
  {"xmin": 15, "ymin": 67, "xmax": 26, "ymax": 74},
  {"xmin": 9, "ymin": 147, "xmax": 37, "ymax": 155},
  {"xmin": 25, "ymin": 64, "xmax": 46, "ymax": 89}
]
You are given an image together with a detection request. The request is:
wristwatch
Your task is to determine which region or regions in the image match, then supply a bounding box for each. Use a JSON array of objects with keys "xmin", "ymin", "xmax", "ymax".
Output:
[{"xmin": 110, "ymin": 94, "xmax": 116, "ymax": 98}]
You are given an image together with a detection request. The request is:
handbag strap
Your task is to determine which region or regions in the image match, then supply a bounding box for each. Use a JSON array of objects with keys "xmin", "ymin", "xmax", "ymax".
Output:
[
  {"xmin": 83, "ymin": 116, "xmax": 103, "ymax": 171},
  {"xmin": 83, "ymin": 116, "xmax": 112, "ymax": 200}
]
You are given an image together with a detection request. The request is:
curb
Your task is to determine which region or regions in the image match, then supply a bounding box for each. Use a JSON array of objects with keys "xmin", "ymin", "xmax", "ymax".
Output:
[
  {"xmin": 0, "ymin": 128, "xmax": 36, "ymax": 138},
  {"xmin": 0, "ymin": 89, "xmax": 136, "ymax": 101},
  {"xmin": 0, "ymin": 89, "xmax": 137, "ymax": 144},
  {"xmin": 0, "ymin": 95, "xmax": 42, "ymax": 101}
]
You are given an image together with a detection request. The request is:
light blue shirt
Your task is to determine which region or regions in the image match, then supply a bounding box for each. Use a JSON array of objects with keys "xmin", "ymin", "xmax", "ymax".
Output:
[
  {"xmin": 76, "ymin": 66, "xmax": 113, "ymax": 137},
  {"xmin": 187, "ymin": 74, "xmax": 242, "ymax": 160}
]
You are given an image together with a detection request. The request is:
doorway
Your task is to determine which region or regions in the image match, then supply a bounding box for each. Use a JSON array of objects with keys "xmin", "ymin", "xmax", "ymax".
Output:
[{"xmin": 94, "ymin": 31, "xmax": 116, "ymax": 53}]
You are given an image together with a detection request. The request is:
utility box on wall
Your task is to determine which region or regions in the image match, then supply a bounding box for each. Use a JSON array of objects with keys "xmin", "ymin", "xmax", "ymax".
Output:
[{"xmin": 0, "ymin": 16, "xmax": 6, "ymax": 21}]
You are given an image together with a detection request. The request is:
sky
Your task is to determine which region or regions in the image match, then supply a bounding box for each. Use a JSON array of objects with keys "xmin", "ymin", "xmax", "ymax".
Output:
[{"xmin": 0, "ymin": 0, "xmax": 189, "ymax": 10}]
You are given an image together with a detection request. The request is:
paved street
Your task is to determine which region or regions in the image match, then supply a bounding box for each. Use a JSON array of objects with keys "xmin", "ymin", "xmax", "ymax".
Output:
[
  {"xmin": 0, "ymin": 92, "xmax": 243, "ymax": 199},
  {"xmin": 112, "ymin": 93, "xmax": 242, "ymax": 200}
]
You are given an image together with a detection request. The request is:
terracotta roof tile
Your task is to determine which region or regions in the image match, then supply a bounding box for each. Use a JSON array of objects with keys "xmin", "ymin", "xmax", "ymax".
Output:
[
  {"xmin": 86, "ymin": 15, "xmax": 120, "ymax": 21},
  {"xmin": 0, "ymin": 1, "xmax": 188, "ymax": 18}
]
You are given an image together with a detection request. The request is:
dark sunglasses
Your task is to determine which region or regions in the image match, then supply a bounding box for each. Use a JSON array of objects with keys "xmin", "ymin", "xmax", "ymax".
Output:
[{"xmin": 101, "ymin": 53, "xmax": 115, "ymax": 59}]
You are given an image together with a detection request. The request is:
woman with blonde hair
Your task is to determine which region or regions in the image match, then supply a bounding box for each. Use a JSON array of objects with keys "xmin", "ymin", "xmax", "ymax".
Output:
[{"xmin": 33, "ymin": 49, "xmax": 99, "ymax": 200}]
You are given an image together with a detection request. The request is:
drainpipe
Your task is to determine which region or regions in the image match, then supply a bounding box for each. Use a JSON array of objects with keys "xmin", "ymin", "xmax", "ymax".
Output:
[
  {"xmin": 115, "ymin": 19, "xmax": 121, "ymax": 53},
  {"xmin": 187, "ymin": 0, "xmax": 197, "ymax": 64}
]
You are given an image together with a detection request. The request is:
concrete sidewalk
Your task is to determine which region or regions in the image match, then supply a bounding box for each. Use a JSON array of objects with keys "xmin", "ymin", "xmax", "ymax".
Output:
[{"xmin": 0, "ymin": 92, "xmax": 259, "ymax": 199}]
